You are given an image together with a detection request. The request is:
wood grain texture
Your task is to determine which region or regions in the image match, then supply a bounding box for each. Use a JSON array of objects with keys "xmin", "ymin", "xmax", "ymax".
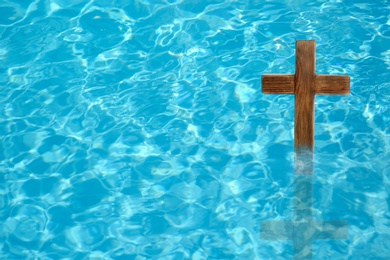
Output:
[
  {"xmin": 294, "ymin": 40, "xmax": 315, "ymax": 152},
  {"xmin": 315, "ymin": 75, "xmax": 350, "ymax": 94},
  {"xmin": 262, "ymin": 75, "xmax": 294, "ymax": 94}
]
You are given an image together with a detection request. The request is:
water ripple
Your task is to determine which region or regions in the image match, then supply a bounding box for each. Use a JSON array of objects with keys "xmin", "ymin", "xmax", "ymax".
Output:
[{"xmin": 0, "ymin": 0, "xmax": 389, "ymax": 259}]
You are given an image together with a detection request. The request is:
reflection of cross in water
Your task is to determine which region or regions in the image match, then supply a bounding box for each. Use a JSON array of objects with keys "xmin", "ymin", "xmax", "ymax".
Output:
[{"xmin": 260, "ymin": 41, "xmax": 350, "ymax": 259}]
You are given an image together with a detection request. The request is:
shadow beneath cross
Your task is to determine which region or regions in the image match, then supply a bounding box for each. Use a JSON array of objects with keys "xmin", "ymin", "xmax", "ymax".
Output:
[{"xmin": 260, "ymin": 151, "xmax": 348, "ymax": 260}]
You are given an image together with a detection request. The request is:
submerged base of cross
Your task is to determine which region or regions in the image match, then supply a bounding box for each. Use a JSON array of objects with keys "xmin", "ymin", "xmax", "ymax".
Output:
[
  {"xmin": 260, "ymin": 219, "xmax": 348, "ymax": 259},
  {"xmin": 260, "ymin": 174, "xmax": 348, "ymax": 259},
  {"xmin": 260, "ymin": 219, "xmax": 349, "ymax": 240},
  {"xmin": 260, "ymin": 220, "xmax": 348, "ymax": 260}
]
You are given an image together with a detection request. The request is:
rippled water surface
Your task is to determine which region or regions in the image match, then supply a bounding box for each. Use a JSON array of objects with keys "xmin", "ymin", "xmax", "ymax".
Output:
[{"xmin": 1, "ymin": 0, "xmax": 390, "ymax": 259}]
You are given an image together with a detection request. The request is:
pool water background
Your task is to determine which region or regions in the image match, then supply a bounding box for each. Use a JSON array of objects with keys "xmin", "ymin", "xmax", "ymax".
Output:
[{"xmin": 0, "ymin": 0, "xmax": 389, "ymax": 259}]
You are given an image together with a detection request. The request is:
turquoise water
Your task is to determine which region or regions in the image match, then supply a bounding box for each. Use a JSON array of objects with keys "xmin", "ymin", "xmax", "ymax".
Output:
[{"xmin": 0, "ymin": 0, "xmax": 389, "ymax": 259}]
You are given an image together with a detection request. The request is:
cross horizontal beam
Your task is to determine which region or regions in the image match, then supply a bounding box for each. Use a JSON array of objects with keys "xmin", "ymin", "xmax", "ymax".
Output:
[{"xmin": 262, "ymin": 75, "xmax": 350, "ymax": 95}]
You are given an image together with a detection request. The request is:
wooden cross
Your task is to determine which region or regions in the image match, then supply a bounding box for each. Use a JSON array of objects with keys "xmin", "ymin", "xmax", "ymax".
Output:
[
  {"xmin": 260, "ymin": 40, "xmax": 350, "ymax": 259},
  {"xmin": 262, "ymin": 40, "xmax": 350, "ymax": 173}
]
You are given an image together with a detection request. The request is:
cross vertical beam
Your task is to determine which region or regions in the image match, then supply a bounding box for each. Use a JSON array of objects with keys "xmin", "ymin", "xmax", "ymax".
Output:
[{"xmin": 294, "ymin": 40, "xmax": 315, "ymax": 152}]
